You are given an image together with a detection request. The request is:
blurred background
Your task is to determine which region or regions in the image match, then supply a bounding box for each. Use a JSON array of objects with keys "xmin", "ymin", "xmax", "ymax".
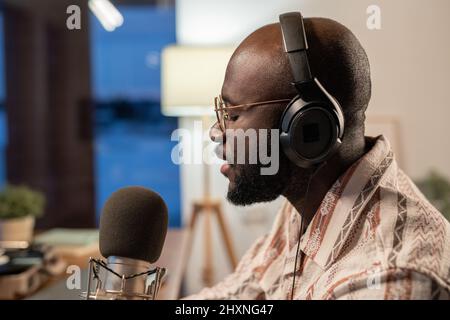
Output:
[{"xmin": 0, "ymin": 0, "xmax": 449, "ymax": 299}]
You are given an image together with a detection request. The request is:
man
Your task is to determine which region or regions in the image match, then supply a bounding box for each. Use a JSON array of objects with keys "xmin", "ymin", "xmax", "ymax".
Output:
[{"xmin": 188, "ymin": 14, "xmax": 450, "ymax": 299}]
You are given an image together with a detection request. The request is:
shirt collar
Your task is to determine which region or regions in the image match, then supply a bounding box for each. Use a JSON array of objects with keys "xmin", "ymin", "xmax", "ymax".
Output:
[{"xmin": 295, "ymin": 135, "xmax": 396, "ymax": 269}]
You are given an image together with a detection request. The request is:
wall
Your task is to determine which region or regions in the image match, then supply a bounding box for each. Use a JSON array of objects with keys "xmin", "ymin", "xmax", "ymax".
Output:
[{"xmin": 175, "ymin": 0, "xmax": 450, "ymax": 295}]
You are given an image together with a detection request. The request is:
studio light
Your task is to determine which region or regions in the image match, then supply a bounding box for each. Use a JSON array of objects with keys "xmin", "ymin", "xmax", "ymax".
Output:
[{"xmin": 88, "ymin": 0, "xmax": 124, "ymax": 32}]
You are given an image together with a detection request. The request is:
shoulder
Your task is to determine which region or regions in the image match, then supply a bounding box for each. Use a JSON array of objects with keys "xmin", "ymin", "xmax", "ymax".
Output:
[{"xmin": 330, "ymin": 266, "xmax": 450, "ymax": 299}]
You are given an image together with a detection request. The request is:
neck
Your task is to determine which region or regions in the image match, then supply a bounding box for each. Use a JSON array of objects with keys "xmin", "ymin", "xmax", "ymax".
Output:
[{"xmin": 284, "ymin": 136, "xmax": 366, "ymax": 228}]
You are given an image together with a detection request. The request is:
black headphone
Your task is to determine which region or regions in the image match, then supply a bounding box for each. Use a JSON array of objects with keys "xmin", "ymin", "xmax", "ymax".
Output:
[{"xmin": 279, "ymin": 12, "xmax": 345, "ymax": 169}]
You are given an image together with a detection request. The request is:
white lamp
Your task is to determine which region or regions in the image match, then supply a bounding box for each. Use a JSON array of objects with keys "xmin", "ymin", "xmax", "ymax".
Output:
[
  {"xmin": 161, "ymin": 45, "xmax": 237, "ymax": 285},
  {"xmin": 161, "ymin": 46, "xmax": 234, "ymax": 116}
]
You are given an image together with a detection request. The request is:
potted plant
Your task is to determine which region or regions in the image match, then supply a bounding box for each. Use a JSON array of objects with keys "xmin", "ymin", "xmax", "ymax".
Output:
[
  {"xmin": 416, "ymin": 170, "xmax": 450, "ymax": 222},
  {"xmin": 0, "ymin": 185, "xmax": 45, "ymax": 242}
]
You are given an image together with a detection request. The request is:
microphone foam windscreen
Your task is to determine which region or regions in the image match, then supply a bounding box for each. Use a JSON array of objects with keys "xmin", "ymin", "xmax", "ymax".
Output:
[{"xmin": 99, "ymin": 186, "xmax": 168, "ymax": 263}]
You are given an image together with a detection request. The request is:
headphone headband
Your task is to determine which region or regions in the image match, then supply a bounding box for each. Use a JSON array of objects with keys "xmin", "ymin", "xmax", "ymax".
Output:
[
  {"xmin": 279, "ymin": 12, "xmax": 312, "ymax": 84},
  {"xmin": 278, "ymin": 11, "xmax": 345, "ymax": 169}
]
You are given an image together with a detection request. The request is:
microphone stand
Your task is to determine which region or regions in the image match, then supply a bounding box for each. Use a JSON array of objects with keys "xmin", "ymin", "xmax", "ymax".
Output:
[{"xmin": 82, "ymin": 257, "xmax": 166, "ymax": 300}]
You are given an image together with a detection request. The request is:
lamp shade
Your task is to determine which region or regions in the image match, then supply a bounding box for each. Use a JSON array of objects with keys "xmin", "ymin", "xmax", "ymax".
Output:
[{"xmin": 161, "ymin": 45, "xmax": 235, "ymax": 117}]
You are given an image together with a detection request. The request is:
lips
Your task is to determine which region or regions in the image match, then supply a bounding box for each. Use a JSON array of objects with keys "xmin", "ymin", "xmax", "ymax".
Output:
[
  {"xmin": 214, "ymin": 143, "xmax": 232, "ymax": 178},
  {"xmin": 220, "ymin": 163, "xmax": 231, "ymax": 177}
]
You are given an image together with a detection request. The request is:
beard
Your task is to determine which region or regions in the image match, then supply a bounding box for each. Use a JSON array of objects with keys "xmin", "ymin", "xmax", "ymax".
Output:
[
  {"xmin": 226, "ymin": 152, "xmax": 312, "ymax": 206},
  {"xmin": 221, "ymin": 127, "xmax": 314, "ymax": 206},
  {"xmin": 226, "ymin": 162, "xmax": 287, "ymax": 205}
]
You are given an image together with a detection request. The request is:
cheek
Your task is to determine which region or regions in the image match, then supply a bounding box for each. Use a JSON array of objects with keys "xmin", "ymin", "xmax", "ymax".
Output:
[
  {"xmin": 225, "ymin": 110, "xmax": 280, "ymax": 162},
  {"xmin": 225, "ymin": 130, "xmax": 273, "ymax": 164}
]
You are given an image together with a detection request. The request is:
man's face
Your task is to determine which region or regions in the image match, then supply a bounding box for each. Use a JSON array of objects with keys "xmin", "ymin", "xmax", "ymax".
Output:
[{"xmin": 210, "ymin": 82, "xmax": 293, "ymax": 206}]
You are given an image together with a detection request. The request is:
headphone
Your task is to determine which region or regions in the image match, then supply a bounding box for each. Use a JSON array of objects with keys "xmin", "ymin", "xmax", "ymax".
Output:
[{"xmin": 279, "ymin": 12, "xmax": 345, "ymax": 169}]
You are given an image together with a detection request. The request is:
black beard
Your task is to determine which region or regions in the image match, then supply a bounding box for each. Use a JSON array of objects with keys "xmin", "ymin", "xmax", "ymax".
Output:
[
  {"xmin": 226, "ymin": 152, "xmax": 316, "ymax": 206},
  {"xmin": 226, "ymin": 155, "xmax": 291, "ymax": 206},
  {"xmin": 224, "ymin": 128, "xmax": 314, "ymax": 206}
]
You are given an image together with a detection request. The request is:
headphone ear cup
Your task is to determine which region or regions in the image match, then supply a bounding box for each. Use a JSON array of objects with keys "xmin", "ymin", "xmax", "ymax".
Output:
[{"xmin": 280, "ymin": 101, "xmax": 341, "ymax": 168}]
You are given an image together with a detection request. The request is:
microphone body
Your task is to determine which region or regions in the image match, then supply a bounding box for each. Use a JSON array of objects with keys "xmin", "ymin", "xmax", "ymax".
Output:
[
  {"xmin": 82, "ymin": 186, "xmax": 168, "ymax": 300},
  {"xmin": 84, "ymin": 256, "xmax": 165, "ymax": 300},
  {"xmin": 102, "ymin": 257, "xmax": 150, "ymax": 295}
]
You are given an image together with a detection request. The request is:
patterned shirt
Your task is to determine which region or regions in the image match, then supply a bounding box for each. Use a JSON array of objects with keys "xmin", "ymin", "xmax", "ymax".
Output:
[{"xmin": 187, "ymin": 136, "xmax": 450, "ymax": 300}]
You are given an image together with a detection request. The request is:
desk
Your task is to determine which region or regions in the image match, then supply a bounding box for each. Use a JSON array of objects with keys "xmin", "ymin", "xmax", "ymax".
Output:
[{"xmin": 28, "ymin": 228, "xmax": 188, "ymax": 300}]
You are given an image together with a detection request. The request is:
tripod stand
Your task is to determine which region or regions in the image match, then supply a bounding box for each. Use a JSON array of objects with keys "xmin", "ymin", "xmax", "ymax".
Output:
[
  {"xmin": 187, "ymin": 198, "xmax": 237, "ymax": 285},
  {"xmin": 183, "ymin": 120, "xmax": 237, "ymax": 286}
]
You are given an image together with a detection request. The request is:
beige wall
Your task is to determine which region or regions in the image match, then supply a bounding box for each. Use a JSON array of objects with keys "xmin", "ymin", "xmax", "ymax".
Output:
[{"xmin": 176, "ymin": 0, "xmax": 450, "ymax": 295}]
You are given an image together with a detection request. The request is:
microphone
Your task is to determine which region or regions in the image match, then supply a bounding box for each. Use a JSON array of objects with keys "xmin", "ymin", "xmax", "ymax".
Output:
[{"xmin": 82, "ymin": 186, "xmax": 168, "ymax": 300}]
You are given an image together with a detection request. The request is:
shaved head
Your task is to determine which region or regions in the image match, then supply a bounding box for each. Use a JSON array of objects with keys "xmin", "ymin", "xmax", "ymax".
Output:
[
  {"xmin": 212, "ymin": 16, "xmax": 372, "ymax": 207},
  {"xmin": 223, "ymin": 17, "xmax": 371, "ymax": 135}
]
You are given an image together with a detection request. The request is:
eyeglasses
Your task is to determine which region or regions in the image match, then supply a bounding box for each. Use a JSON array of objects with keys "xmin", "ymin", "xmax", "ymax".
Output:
[{"xmin": 213, "ymin": 95, "xmax": 291, "ymax": 132}]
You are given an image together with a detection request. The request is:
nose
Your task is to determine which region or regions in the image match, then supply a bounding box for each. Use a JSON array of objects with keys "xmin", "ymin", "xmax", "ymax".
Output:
[{"xmin": 209, "ymin": 121, "xmax": 224, "ymax": 143}]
